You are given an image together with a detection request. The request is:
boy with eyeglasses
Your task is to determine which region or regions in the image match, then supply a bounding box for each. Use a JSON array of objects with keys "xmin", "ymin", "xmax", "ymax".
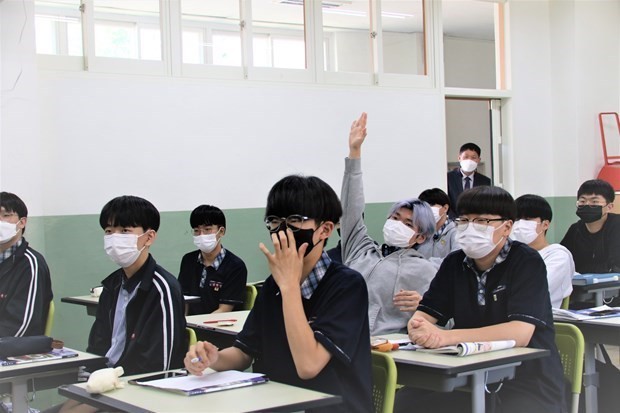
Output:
[
  {"xmin": 512, "ymin": 194, "xmax": 574, "ymax": 308},
  {"xmin": 178, "ymin": 205, "xmax": 247, "ymax": 315},
  {"xmin": 560, "ymin": 179, "xmax": 619, "ymax": 274},
  {"xmin": 394, "ymin": 186, "xmax": 566, "ymax": 413},
  {"xmin": 0, "ymin": 192, "xmax": 52, "ymax": 337},
  {"xmin": 341, "ymin": 112, "xmax": 437, "ymax": 335},
  {"xmin": 185, "ymin": 175, "xmax": 373, "ymax": 413}
]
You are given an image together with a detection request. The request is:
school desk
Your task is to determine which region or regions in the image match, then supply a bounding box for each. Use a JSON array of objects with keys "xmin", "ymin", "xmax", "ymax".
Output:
[
  {"xmin": 571, "ymin": 279, "xmax": 620, "ymax": 307},
  {"xmin": 58, "ymin": 372, "xmax": 341, "ymax": 413},
  {"xmin": 0, "ymin": 350, "xmax": 106, "ymax": 413},
  {"xmin": 185, "ymin": 310, "xmax": 249, "ymax": 348},
  {"xmin": 560, "ymin": 315, "xmax": 620, "ymax": 413},
  {"xmin": 381, "ymin": 333, "xmax": 549, "ymax": 413},
  {"xmin": 61, "ymin": 295, "xmax": 200, "ymax": 316}
]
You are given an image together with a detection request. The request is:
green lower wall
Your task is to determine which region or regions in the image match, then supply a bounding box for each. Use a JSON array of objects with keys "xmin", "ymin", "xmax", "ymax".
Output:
[{"xmin": 24, "ymin": 197, "xmax": 577, "ymax": 354}]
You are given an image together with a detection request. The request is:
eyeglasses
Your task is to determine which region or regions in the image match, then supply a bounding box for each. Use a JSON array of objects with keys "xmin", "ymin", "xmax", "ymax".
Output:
[
  {"xmin": 454, "ymin": 217, "xmax": 506, "ymax": 232},
  {"xmin": 0, "ymin": 212, "xmax": 18, "ymax": 222},
  {"xmin": 264, "ymin": 215, "xmax": 310, "ymax": 233},
  {"xmin": 576, "ymin": 200, "xmax": 608, "ymax": 208}
]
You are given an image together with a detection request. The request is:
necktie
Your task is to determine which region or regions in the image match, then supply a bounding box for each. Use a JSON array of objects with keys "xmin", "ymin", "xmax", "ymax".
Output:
[{"xmin": 464, "ymin": 177, "xmax": 471, "ymax": 190}]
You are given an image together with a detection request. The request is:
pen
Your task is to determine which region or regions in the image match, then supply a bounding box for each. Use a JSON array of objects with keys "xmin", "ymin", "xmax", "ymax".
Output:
[
  {"xmin": 190, "ymin": 357, "xmax": 201, "ymax": 364},
  {"xmin": 203, "ymin": 319, "xmax": 237, "ymax": 324}
]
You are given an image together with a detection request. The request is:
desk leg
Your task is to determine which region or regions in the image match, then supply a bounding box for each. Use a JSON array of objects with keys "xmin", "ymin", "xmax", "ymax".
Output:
[
  {"xmin": 10, "ymin": 379, "xmax": 29, "ymax": 413},
  {"xmin": 594, "ymin": 291, "xmax": 603, "ymax": 307},
  {"xmin": 470, "ymin": 371, "xmax": 485, "ymax": 413},
  {"xmin": 583, "ymin": 341, "xmax": 598, "ymax": 413}
]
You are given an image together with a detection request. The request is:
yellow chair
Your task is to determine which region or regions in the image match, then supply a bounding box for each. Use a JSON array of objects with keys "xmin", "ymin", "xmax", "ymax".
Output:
[
  {"xmin": 186, "ymin": 327, "xmax": 197, "ymax": 350},
  {"xmin": 554, "ymin": 322, "xmax": 585, "ymax": 413},
  {"xmin": 44, "ymin": 300, "xmax": 55, "ymax": 336},
  {"xmin": 371, "ymin": 351, "xmax": 398, "ymax": 413},
  {"xmin": 561, "ymin": 295, "xmax": 570, "ymax": 310},
  {"xmin": 242, "ymin": 285, "xmax": 258, "ymax": 310}
]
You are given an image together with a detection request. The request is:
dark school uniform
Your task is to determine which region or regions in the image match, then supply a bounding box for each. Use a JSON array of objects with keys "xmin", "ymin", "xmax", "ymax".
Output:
[
  {"xmin": 406, "ymin": 241, "xmax": 566, "ymax": 413},
  {"xmin": 178, "ymin": 248, "xmax": 247, "ymax": 315},
  {"xmin": 88, "ymin": 254, "xmax": 186, "ymax": 376},
  {"xmin": 234, "ymin": 254, "xmax": 372, "ymax": 413},
  {"xmin": 560, "ymin": 212, "xmax": 620, "ymax": 273}
]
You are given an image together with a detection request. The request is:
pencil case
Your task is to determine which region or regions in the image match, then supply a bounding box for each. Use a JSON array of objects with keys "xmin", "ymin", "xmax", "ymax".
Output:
[{"xmin": 0, "ymin": 335, "xmax": 53, "ymax": 358}]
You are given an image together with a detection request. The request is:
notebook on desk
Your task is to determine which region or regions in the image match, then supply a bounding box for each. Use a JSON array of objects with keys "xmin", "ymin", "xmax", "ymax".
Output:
[
  {"xmin": 572, "ymin": 273, "xmax": 620, "ymax": 286},
  {"xmin": 0, "ymin": 348, "xmax": 79, "ymax": 366}
]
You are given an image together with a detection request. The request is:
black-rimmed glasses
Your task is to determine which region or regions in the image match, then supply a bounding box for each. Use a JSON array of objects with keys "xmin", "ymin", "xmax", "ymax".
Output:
[
  {"xmin": 454, "ymin": 217, "xmax": 506, "ymax": 232},
  {"xmin": 264, "ymin": 215, "xmax": 310, "ymax": 232}
]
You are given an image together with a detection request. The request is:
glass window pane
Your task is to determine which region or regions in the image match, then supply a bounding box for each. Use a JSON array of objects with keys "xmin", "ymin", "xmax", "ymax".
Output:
[
  {"xmin": 251, "ymin": 0, "xmax": 306, "ymax": 69},
  {"xmin": 180, "ymin": 0, "xmax": 242, "ymax": 66},
  {"xmin": 322, "ymin": 0, "xmax": 371, "ymax": 73},
  {"xmin": 443, "ymin": 0, "xmax": 498, "ymax": 88},
  {"xmin": 93, "ymin": 0, "xmax": 161, "ymax": 61},
  {"xmin": 381, "ymin": 0, "xmax": 425, "ymax": 75},
  {"xmin": 35, "ymin": 0, "xmax": 83, "ymax": 56}
]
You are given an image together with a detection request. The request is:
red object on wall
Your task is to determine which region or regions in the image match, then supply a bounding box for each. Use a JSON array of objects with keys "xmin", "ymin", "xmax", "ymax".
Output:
[{"xmin": 597, "ymin": 112, "xmax": 620, "ymax": 191}]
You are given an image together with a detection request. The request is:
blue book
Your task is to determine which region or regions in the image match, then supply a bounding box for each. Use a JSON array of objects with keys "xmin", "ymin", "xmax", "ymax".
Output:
[{"xmin": 572, "ymin": 273, "xmax": 620, "ymax": 286}]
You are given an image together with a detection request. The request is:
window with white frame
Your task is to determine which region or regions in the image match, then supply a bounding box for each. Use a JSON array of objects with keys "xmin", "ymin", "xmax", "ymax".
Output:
[
  {"xmin": 35, "ymin": 0, "xmax": 83, "ymax": 56},
  {"xmin": 380, "ymin": 0, "xmax": 425, "ymax": 76}
]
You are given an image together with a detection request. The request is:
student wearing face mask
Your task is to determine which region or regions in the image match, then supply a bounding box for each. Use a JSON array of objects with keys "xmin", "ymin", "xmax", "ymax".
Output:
[
  {"xmin": 417, "ymin": 188, "xmax": 460, "ymax": 265},
  {"xmin": 560, "ymin": 179, "xmax": 620, "ymax": 274},
  {"xmin": 0, "ymin": 192, "xmax": 52, "ymax": 338},
  {"xmin": 178, "ymin": 205, "xmax": 247, "ymax": 315},
  {"xmin": 395, "ymin": 186, "xmax": 566, "ymax": 413},
  {"xmin": 513, "ymin": 194, "xmax": 574, "ymax": 308},
  {"xmin": 86, "ymin": 195, "xmax": 186, "ymax": 377},
  {"xmin": 340, "ymin": 113, "xmax": 437, "ymax": 336},
  {"xmin": 446, "ymin": 142, "xmax": 491, "ymax": 219}
]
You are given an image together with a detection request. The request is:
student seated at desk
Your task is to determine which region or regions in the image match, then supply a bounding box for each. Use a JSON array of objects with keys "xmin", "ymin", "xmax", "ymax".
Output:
[
  {"xmin": 0, "ymin": 192, "xmax": 52, "ymax": 338},
  {"xmin": 416, "ymin": 188, "xmax": 460, "ymax": 264},
  {"xmin": 394, "ymin": 186, "xmax": 566, "ymax": 413},
  {"xmin": 178, "ymin": 205, "xmax": 247, "ymax": 315},
  {"xmin": 340, "ymin": 112, "xmax": 437, "ymax": 335},
  {"xmin": 512, "ymin": 194, "xmax": 574, "ymax": 308},
  {"xmin": 185, "ymin": 175, "xmax": 372, "ymax": 413}
]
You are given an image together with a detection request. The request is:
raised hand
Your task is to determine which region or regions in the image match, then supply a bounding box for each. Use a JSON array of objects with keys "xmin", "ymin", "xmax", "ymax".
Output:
[{"xmin": 348, "ymin": 112, "xmax": 367, "ymax": 159}]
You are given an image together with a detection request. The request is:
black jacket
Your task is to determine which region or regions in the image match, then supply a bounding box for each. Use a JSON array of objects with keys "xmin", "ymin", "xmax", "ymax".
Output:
[
  {"xmin": 87, "ymin": 255, "xmax": 186, "ymax": 376},
  {"xmin": 447, "ymin": 168, "xmax": 492, "ymax": 218},
  {"xmin": 0, "ymin": 239, "xmax": 53, "ymax": 337}
]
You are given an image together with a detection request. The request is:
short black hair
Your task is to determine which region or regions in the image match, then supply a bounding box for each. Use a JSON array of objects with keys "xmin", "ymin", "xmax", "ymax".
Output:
[
  {"xmin": 265, "ymin": 175, "xmax": 342, "ymax": 225},
  {"xmin": 457, "ymin": 186, "xmax": 516, "ymax": 221},
  {"xmin": 99, "ymin": 195, "xmax": 160, "ymax": 232},
  {"xmin": 577, "ymin": 179, "xmax": 615, "ymax": 204},
  {"xmin": 0, "ymin": 192, "xmax": 28, "ymax": 218},
  {"xmin": 419, "ymin": 188, "xmax": 450, "ymax": 207},
  {"xmin": 515, "ymin": 194, "xmax": 552, "ymax": 222},
  {"xmin": 459, "ymin": 142, "xmax": 481, "ymax": 157},
  {"xmin": 190, "ymin": 205, "xmax": 226, "ymax": 229}
]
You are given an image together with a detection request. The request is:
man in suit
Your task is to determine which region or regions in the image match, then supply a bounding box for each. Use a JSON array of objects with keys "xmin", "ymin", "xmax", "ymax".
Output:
[{"xmin": 447, "ymin": 142, "xmax": 491, "ymax": 218}]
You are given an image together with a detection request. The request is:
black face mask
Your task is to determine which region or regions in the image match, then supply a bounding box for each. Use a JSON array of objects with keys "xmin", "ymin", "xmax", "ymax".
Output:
[
  {"xmin": 576, "ymin": 205, "xmax": 603, "ymax": 223},
  {"xmin": 270, "ymin": 225, "xmax": 321, "ymax": 257}
]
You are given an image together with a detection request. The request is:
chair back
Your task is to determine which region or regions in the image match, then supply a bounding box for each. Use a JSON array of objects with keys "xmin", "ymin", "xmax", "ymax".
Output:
[
  {"xmin": 242, "ymin": 285, "xmax": 258, "ymax": 310},
  {"xmin": 371, "ymin": 351, "xmax": 397, "ymax": 413},
  {"xmin": 45, "ymin": 300, "xmax": 55, "ymax": 336},
  {"xmin": 560, "ymin": 295, "xmax": 570, "ymax": 310},
  {"xmin": 554, "ymin": 322, "xmax": 585, "ymax": 413},
  {"xmin": 186, "ymin": 327, "xmax": 198, "ymax": 351}
]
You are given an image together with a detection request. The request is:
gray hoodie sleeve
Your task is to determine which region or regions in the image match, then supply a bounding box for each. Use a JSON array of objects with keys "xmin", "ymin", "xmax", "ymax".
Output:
[{"xmin": 340, "ymin": 157, "xmax": 382, "ymax": 265}]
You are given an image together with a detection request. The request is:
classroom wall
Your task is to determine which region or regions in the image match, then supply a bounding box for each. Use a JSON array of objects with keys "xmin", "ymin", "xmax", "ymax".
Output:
[{"xmin": 1, "ymin": 0, "xmax": 620, "ymax": 356}]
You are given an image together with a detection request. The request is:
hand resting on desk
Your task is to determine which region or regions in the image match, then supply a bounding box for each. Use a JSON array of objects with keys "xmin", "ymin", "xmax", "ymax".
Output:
[
  {"xmin": 408, "ymin": 317, "xmax": 445, "ymax": 348},
  {"xmin": 184, "ymin": 341, "xmax": 220, "ymax": 376}
]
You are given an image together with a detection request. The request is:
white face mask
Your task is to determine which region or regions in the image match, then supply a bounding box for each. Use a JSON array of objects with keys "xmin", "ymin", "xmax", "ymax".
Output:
[
  {"xmin": 0, "ymin": 221, "xmax": 19, "ymax": 244},
  {"xmin": 104, "ymin": 232, "xmax": 148, "ymax": 268},
  {"xmin": 431, "ymin": 206, "xmax": 443, "ymax": 224},
  {"xmin": 511, "ymin": 220, "xmax": 540, "ymax": 245},
  {"xmin": 460, "ymin": 159, "xmax": 478, "ymax": 173},
  {"xmin": 456, "ymin": 221, "xmax": 506, "ymax": 259},
  {"xmin": 193, "ymin": 230, "xmax": 221, "ymax": 254},
  {"xmin": 383, "ymin": 219, "xmax": 416, "ymax": 248}
]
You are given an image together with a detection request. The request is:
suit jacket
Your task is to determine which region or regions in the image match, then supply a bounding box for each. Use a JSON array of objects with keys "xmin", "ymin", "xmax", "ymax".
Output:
[{"xmin": 447, "ymin": 168, "xmax": 491, "ymax": 218}]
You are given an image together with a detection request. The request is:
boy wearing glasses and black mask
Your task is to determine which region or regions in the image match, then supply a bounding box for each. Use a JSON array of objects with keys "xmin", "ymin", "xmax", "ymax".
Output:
[
  {"xmin": 395, "ymin": 186, "xmax": 566, "ymax": 413},
  {"xmin": 185, "ymin": 175, "xmax": 372, "ymax": 413},
  {"xmin": 560, "ymin": 179, "xmax": 620, "ymax": 274},
  {"xmin": 341, "ymin": 113, "xmax": 437, "ymax": 336}
]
